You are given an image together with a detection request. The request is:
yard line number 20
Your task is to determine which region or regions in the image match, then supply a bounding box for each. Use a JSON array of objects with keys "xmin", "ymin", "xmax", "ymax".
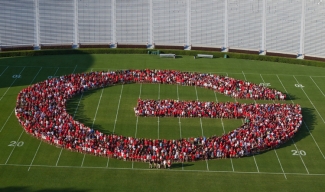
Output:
[
  {"xmin": 291, "ymin": 150, "xmax": 306, "ymax": 156},
  {"xmin": 8, "ymin": 141, "xmax": 24, "ymax": 147}
]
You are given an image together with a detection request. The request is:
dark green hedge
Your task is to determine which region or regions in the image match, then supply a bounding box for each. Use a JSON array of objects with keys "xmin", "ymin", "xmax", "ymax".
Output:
[{"xmin": 1, "ymin": 48, "xmax": 324, "ymax": 68}]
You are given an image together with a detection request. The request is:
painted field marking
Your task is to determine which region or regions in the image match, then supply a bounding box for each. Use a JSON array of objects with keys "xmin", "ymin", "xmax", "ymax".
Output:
[
  {"xmin": 276, "ymin": 75, "xmax": 325, "ymax": 160},
  {"xmin": 276, "ymin": 75, "xmax": 310, "ymax": 174},
  {"xmin": 0, "ymin": 109, "xmax": 15, "ymax": 133},
  {"xmin": 293, "ymin": 76, "xmax": 325, "ymax": 125},
  {"xmin": 80, "ymin": 85, "xmax": 105, "ymax": 167},
  {"xmin": 133, "ymin": 83, "xmax": 142, "ymax": 169},
  {"xmin": 0, "ymin": 66, "xmax": 9, "ymax": 76},
  {"xmin": 28, "ymin": 140, "xmax": 42, "ymax": 171},
  {"xmin": 176, "ymin": 84, "xmax": 184, "ymax": 170},
  {"xmin": 28, "ymin": 67, "xmax": 62, "ymax": 171},
  {"xmin": 274, "ymin": 149, "xmax": 287, "ymax": 179},
  {"xmin": 310, "ymin": 76, "xmax": 325, "ymax": 97},
  {"xmin": 0, "ymin": 67, "xmax": 25, "ymax": 102},
  {"xmin": 213, "ymin": 91, "xmax": 235, "ymax": 172},
  {"xmin": 242, "ymin": 71, "xmax": 260, "ymax": 173},
  {"xmin": 158, "ymin": 83, "xmax": 160, "ymax": 139},
  {"xmin": 260, "ymin": 74, "xmax": 287, "ymax": 179},
  {"xmin": 194, "ymin": 85, "xmax": 209, "ymax": 171},
  {"xmin": 113, "ymin": 85, "xmax": 123, "ymax": 134},
  {"xmin": 5, "ymin": 67, "xmax": 43, "ymax": 164},
  {"xmin": 2, "ymin": 163, "xmax": 325, "ymax": 177}
]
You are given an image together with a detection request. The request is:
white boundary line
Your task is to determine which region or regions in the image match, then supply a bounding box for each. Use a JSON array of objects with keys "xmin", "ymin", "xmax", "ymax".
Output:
[
  {"xmin": 293, "ymin": 75, "xmax": 325, "ymax": 124},
  {"xmin": 1, "ymin": 163, "xmax": 325, "ymax": 177},
  {"xmin": 0, "ymin": 67, "xmax": 25, "ymax": 101},
  {"xmin": 310, "ymin": 76, "xmax": 325, "ymax": 97},
  {"xmin": 0, "ymin": 66, "xmax": 9, "ymax": 76},
  {"xmin": 112, "ymin": 85, "xmax": 123, "ymax": 134}
]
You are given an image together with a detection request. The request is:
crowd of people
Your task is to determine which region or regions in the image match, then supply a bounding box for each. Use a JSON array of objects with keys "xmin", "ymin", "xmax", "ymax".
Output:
[{"xmin": 15, "ymin": 69, "xmax": 301, "ymax": 165}]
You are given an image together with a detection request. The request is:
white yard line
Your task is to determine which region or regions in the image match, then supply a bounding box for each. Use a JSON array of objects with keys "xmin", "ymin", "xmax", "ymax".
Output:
[
  {"xmin": 5, "ymin": 130, "xmax": 24, "ymax": 164},
  {"xmin": 278, "ymin": 75, "xmax": 325, "ymax": 159},
  {"xmin": 0, "ymin": 66, "xmax": 9, "ymax": 76},
  {"xmin": 80, "ymin": 87, "xmax": 105, "ymax": 167},
  {"xmin": 5, "ymin": 67, "xmax": 43, "ymax": 164},
  {"xmin": 113, "ymin": 85, "xmax": 123, "ymax": 134},
  {"xmin": 157, "ymin": 84, "xmax": 160, "ymax": 139},
  {"xmin": 28, "ymin": 67, "xmax": 61, "ymax": 171},
  {"xmin": 194, "ymin": 85, "xmax": 209, "ymax": 171},
  {"xmin": 310, "ymin": 76, "xmax": 325, "ymax": 97},
  {"xmin": 106, "ymin": 156, "xmax": 110, "ymax": 168},
  {"xmin": 28, "ymin": 140, "xmax": 42, "ymax": 171},
  {"xmin": 81, "ymin": 154, "xmax": 86, "ymax": 167},
  {"xmin": 0, "ymin": 109, "xmax": 15, "ymax": 133},
  {"xmin": 240, "ymin": 71, "xmax": 260, "ymax": 173},
  {"xmin": 92, "ymin": 88, "xmax": 104, "ymax": 129},
  {"xmin": 274, "ymin": 149, "xmax": 287, "ymax": 179},
  {"xmin": 0, "ymin": 67, "xmax": 25, "ymax": 101},
  {"xmin": 2, "ymin": 163, "xmax": 325, "ymax": 177},
  {"xmin": 177, "ymin": 84, "xmax": 184, "ymax": 170},
  {"xmin": 133, "ymin": 83, "xmax": 142, "ymax": 169},
  {"xmin": 242, "ymin": 71, "xmax": 247, "ymax": 82},
  {"xmin": 259, "ymin": 74, "xmax": 286, "ymax": 179},
  {"xmin": 291, "ymin": 139, "xmax": 309, "ymax": 174},
  {"xmin": 213, "ymin": 88, "xmax": 235, "ymax": 172},
  {"xmin": 276, "ymin": 75, "xmax": 310, "ymax": 173},
  {"xmin": 177, "ymin": 85, "xmax": 182, "ymax": 139},
  {"xmin": 72, "ymin": 65, "xmax": 78, "ymax": 73},
  {"xmin": 293, "ymin": 75, "xmax": 325, "ymax": 124}
]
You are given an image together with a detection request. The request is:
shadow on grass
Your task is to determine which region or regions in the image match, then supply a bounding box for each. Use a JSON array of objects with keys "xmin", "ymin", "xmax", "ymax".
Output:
[
  {"xmin": 0, "ymin": 52, "xmax": 94, "ymax": 89},
  {"xmin": 172, "ymin": 163, "xmax": 194, "ymax": 168},
  {"xmin": 286, "ymin": 93, "xmax": 299, "ymax": 101},
  {"xmin": 0, "ymin": 186, "xmax": 90, "ymax": 192},
  {"xmin": 66, "ymin": 88, "xmax": 112, "ymax": 135},
  {"xmin": 255, "ymin": 107, "xmax": 316, "ymax": 156}
]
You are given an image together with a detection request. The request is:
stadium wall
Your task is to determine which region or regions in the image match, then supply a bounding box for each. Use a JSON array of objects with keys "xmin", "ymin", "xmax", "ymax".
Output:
[{"xmin": 0, "ymin": 0, "xmax": 324, "ymax": 59}]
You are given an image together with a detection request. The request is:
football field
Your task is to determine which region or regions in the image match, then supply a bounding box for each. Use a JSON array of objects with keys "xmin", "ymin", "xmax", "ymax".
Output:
[{"xmin": 0, "ymin": 54, "xmax": 325, "ymax": 191}]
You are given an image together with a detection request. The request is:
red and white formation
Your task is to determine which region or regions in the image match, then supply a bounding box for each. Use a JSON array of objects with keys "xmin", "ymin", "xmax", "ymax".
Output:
[{"xmin": 15, "ymin": 69, "xmax": 301, "ymax": 162}]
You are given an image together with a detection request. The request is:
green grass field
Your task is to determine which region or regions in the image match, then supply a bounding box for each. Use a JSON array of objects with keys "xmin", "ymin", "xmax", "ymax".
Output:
[{"xmin": 1, "ymin": 54, "xmax": 325, "ymax": 191}]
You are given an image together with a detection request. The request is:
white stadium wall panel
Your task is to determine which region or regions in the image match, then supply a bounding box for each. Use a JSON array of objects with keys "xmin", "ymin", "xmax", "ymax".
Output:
[
  {"xmin": 265, "ymin": 0, "xmax": 301, "ymax": 54},
  {"xmin": 116, "ymin": 0, "xmax": 149, "ymax": 44},
  {"xmin": 228, "ymin": 0, "xmax": 262, "ymax": 50},
  {"xmin": 1, "ymin": 0, "xmax": 325, "ymax": 59},
  {"xmin": 39, "ymin": 0, "xmax": 74, "ymax": 45},
  {"xmin": 78, "ymin": 0, "xmax": 112, "ymax": 44},
  {"xmin": 0, "ymin": 0, "xmax": 35, "ymax": 47},
  {"xmin": 190, "ymin": 0, "xmax": 224, "ymax": 47},
  {"xmin": 153, "ymin": 0, "xmax": 187, "ymax": 45},
  {"xmin": 304, "ymin": 0, "xmax": 325, "ymax": 58}
]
